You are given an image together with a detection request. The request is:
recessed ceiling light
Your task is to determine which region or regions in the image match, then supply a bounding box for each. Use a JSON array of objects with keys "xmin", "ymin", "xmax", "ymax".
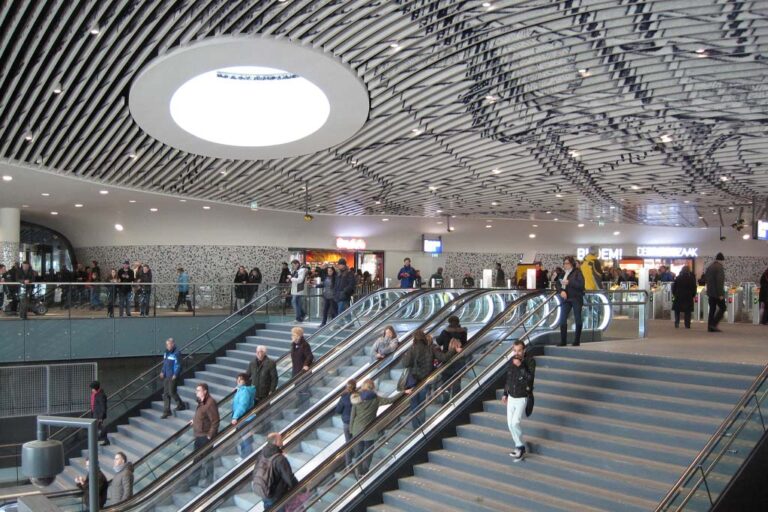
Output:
[
  {"xmin": 485, "ymin": 225, "xmax": 492, "ymax": 228},
  {"xmin": 578, "ymin": 69, "xmax": 590, "ymax": 77},
  {"xmin": 382, "ymin": 218, "xmax": 389, "ymax": 222},
  {"xmin": 742, "ymin": 234, "xmax": 750, "ymax": 240},
  {"xmin": 351, "ymin": 160, "xmax": 358, "ymax": 165},
  {"xmin": 728, "ymin": 206, "xmax": 735, "ymax": 210},
  {"xmin": 448, "ymin": 226, "xmax": 455, "ymax": 232},
  {"xmin": 491, "ymin": 201, "xmax": 499, "ymax": 206},
  {"xmin": 719, "ymin": 176, "xmax": 729, "ymax": 182},
  {"xmin": 630, "ymin": 185, "xmax": 640, "ymax": 190},
  {"xmin": 482, "ymin": 2, "xmax": 491, "ymax": 6},
  {"xmin": 179, "ymin": 199, "xmax": 187, "ymax": 202},
  {"xmin": 374, "ymin": 200, "xmax": 381, "ymax": 205},
  {"xmin": 675, "ymin": 223, "xmax": 680, "ymax": 226},
  {"xmin": 436, "ymin": 209, "xmax": 442, "ymax": 213},
  {"xmin": 23, "ymin": 130, "xmax": 34, "ymax": 141},
  {"xmin": 698, "ymin": 216, "xmax": 704, "ymax": 219},
  {"xmin": 437, "ymin": 221, "xmax": 443, "ymax": 225},
  {"xmin": 613, "ymin": 231, "xmax": 620, "ymax": 235},
  {"xmin": 684, "ymin": 200, "xmax": 690, "ymax": 204},
  {"xmin": 568, "ymin": 150, "xmax": 580, "ymax": 158},
  {"xmin": 1, "ymin": 175, "xmax": 12, "ymax": 182},
  {"xmin": 428, "ymin": 185, "xmax": 438, "ymax": 191},
  {"xmin": 660, "ymin": 134, "xmax": 673, "ymax": 143},
  {"xmin": 553, "ymin": 218, "xmax": 559, "ymax": 221},
  {"xmin": 52, "ymin": 82, "xmax": 63, "ymax": 95},
  {"xmin": 491, "ymin": 168, "xmax": 501, "ymax": 175},
  {"xmin": 114, "ymin": 224, "xmax": 124, "ymax": 232},
  {"xmin": 150, "ymin": 208, "xmax": 158, "ymax": 212},
  {"xmin": 74, "ymin": 204, "xmax": 83, "ymax": 208},
  {"xmin": 21, "ymin": 204, "xmax": 29, "ymax": 208},
  {"xmin": 545, "ymin": 211, "xmax": 552, "ymax": 214},
  {"xmin": 577, "ymin": 223, "xmax": 585, "ymax": 227},
  {"xmin": 609, "ymin": 206, "xmax": 616, "ymax": 209},
  {"xmin": 528, "ymin": 233, "xmax": 536, "ymax": 238},
  {"xmin": 129, "ymin": 200, "xmax": 137, "ymax": 203},
  {"xmin": 202, "ymin": 206, "xmax": 211, "ymax": 210},
  {"xmin": 41, "ymin": 193, "xmax": 50, "ymax": 197},
  {"xmin": 390, "ymin": 42, "xmax": 400, "ymax": 49},
  {"xmin": 88, "ymin": 23, "xmax": 100, "ymax": 35},
  {"xmin": 412, "ymin": 128, "xmax": 423, "ymax": 135},
  {"xmin": 50, "ymin": 211, "xmax": 58, "ymax": 215},
  {"xmin": 696, "ymin": 48, "xmax": 707, "ymax": 54},
  {"xmin": 451, "ymin": 215, "xmax": 457, "ymax": 218},
  {"xmin": 485, "ymin": 95, "xmax": 497, "ymax": 103},
  {"xmin": 555, "ymin": 193, "xmax": 563, "ymax": 198},
  {"xmin": 127, "ymin": 151, "xmax": 138, "ymax": 159},
  {"xmin": 532, "ymin": 224, "xmax": 538, "ymax": 228},
  {"xmin": 700, "ymin": 191, "xmax": 707, "ymax": 195},
  {"xmin": 220, "ymin": 170, "xmax": 227, "ymax": 175},
  {"xmin": 99, "ymin": 190, "xmax": 109, "ymax": 195}
]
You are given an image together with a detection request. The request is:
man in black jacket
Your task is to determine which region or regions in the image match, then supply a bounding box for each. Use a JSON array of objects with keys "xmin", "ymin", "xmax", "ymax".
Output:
[
  {"xmin": 253, "ymin": 432, "xmax": 298, "ymax": 509},
  {"xmin": 333, "ymin": 258, "xmax": 357, "ymax": 316},
  {"xmin": 248, "ymin": 345, "xmax": 278, "ymax": 402},
  {"xmin": 116, "ymin": 261, "xmax": 134, "ymax": 317},
  {"xmin": 705, "ymin": 253, "xmax": 727, "ymax": 332},
  {"xmin": 90, "ymin": 381, "xmax": 109, "ymax": 446},
  {"xmin": 501, "ymin": 340, "xmax": 535, "ymax": 462},
  {"xmin": 17, "ymin": 261, "xmax": 36, "ymax": 319}
]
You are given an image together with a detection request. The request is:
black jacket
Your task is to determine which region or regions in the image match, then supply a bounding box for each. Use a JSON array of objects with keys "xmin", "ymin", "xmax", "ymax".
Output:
[
  {"xmin": 402, "ymin": 343, "xmax": 434, "ymax": 382},
  {"xmin": 91, "ymin": 389, "xmax": 107, "ymax": 420},
  {"xmin": 436, "ymin": 326, "xmax": 467, "ymax": 352},
  {"xmin": 290, "ymin": 338, "xmax": 314, "ymax": 376},
  {"xmin": 260, "ymin": 443, "xmax": 298, "ymax": 501},
  {"xmin": 234, "ymin": 271, "xmax": 249, "ymax": 299},
  {"xmin": 494, "ymin": 268, "xmax": 506, "ymax": 287},
  {"xmin": 760, "ymin": 271, "xmax": 768, "ymax": 303},
  {"xmin": 333, "ymin": 269, "xmax": 356, "ymax": 302},
  {"xmin": 116, "ymin": 268, "xmax": 134, "ymax": 293},
  {"xmin": 247, "ymin": 356, "xmax": 278, "ymax": 401},
  {"xmin": 672, "ymin": 271, "xmax": 697, "ymax": 313},
  {"xmin": 705, "ymin": 261, "xmax": 725, "ymax": 298},
  {"xmin": 77, "ymin": 469, "xmax": 109, "ymax": 508},
  {"xmin": 503, "ymin": 355, "xmax": 536, "ymax": 399},
  {"xmin": 556, "ymin": 268, "xmax": 585, "ymax": 304}
]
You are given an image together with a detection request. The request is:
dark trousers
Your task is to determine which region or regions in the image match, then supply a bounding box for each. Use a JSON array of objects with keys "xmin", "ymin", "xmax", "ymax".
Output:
[
  {"xmin": 139, "ymin": 291, "xmax": 151, "ymax": 316},
  {"xmin": 708, "ymin": 296, "xmax": 726, "ymax": 328},
  {"xmin": 343, "ymin": 422, "xmax": 353, "ymax": 466},
  {"xmin": 353, "ymin": 439, "xmax": 375, "ymax": 475},
  {"xmin": 762, "ymin": 301, "xmax": 768, "ymax": 325},
  {"xmin": 410, "ymin": 387, "xmax": 428, "ymax": 429},
  {"xmin": 674, "ymin": 310, "xmax": 692, "ymax": 328},
  {"xmin": 321, "ymin": 298, "xmax": 337, "ymax": 325},
  {"xmin": 175, "ymin": 291, "xmax": 192, "ymax": 311},
  {"xmin": 91, "ymin": 413, "xmax": 108, "ymax": 442},
  {"xmin": 162, "ymin": 377, "xmax": 183, "ymax": 412},
  {"xmin": 560, "ymin": 300, "xmax": 583, "ymax": 345},
  {"xmin": 118, "ymin": 291, "xmax": 131, "ymax": 316},
  {"xmin": 192, "ymin": 436, "xmax": 213, "ymax": 484}
]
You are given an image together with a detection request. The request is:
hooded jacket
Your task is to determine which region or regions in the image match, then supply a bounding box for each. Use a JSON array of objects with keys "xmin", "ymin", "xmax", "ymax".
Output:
[
  {"xmin": 350, "ymin": 390, "xmax": 401, "ymax": 441},
  {"xmin": 232, "ymin": 384, "xmax": 256, "ymax": 422},
  {"xmin": 107, "ymin": 462, "xmax": 134, "ymax": 504}
]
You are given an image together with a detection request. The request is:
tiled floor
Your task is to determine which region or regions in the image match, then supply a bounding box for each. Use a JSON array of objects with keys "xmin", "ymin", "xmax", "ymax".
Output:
[{"xmin": 590, "ymin": 318, "xmax": 768, "ymax": 365}]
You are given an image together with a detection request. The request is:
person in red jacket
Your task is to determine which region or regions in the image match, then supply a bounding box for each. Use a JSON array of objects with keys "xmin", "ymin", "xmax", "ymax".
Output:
[{"xmin": 90, "ymin": 381, "xmax": 109, "ymax": 446}]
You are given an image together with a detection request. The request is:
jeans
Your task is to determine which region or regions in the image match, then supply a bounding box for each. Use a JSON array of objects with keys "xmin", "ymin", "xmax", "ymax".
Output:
[
  {"xmin": 560, "ymin": 300, "xmax": 583, "ymax": 345},
  {"xmin": 506, "ymin": 396, "xmax": 527, "ymax": 448},
  {"xmin": 90, "ymin": 286, "xmax": 102, "ymax": 308},
  {"xmin": 175, "ymin": 291, "xmax": 191, "ymax": 311},
  {"xmin": 292, "ymin": 294, "xmax": 305, "ymax": 321},
  {"xmin": 409, "ymin": 386, "xmax": 428, "ymax": 429},
  {"xmin": 708, "ymin": 296, "xmax": 726, "ymax": 328},
  {"xmin": 118, "ymin": 291, "xmax": 131, "ymax": 316},
  {"xmin": 343, "ymin": 422, "xmax": 353, "ymax": 466},
  {"xmin": 353, "ymin": 439, "xmax": 375, "ymax": 475},
  {"xmin": 139, "ymin": 290, "xmax": 151, "ymax": 316},
  {"xmin": 762, "ymin": 301, "xmax": 768, "ymax": 325},
  {"xmin": 192, "ymin": 436, "xmax": 213, "ymax": 484},
  {"xmin": 321, "ymin": 298, "xmax": 337, "ymax": 325},
  {"xmin": 336, "ymin": 299, "xmax": 350, "ymax": 313},
  {"xmin": 162, "ymin": 377, "xmax": 183, "ymax": 412}
]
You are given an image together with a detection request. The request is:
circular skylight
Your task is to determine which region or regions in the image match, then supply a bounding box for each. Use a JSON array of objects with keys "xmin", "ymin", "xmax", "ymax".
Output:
[{"xmin": 170, "ymin": 66, "xmax": 330, "ymax": 147}]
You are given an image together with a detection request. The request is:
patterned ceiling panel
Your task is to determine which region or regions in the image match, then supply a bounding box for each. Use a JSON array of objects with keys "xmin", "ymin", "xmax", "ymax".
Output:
[{"xmin": 1, "ymin": 0, "xmax": 767, "ymax": 227}]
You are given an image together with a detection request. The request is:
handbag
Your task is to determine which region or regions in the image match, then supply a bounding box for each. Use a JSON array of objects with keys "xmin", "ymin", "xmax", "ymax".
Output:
[
  {"xmin": 525, "ymin": 392, "xmax": 534, "ymax": 417},
  {"xmin": 397, "ymin": 368, "xmax": 410, "ymax": 392}
]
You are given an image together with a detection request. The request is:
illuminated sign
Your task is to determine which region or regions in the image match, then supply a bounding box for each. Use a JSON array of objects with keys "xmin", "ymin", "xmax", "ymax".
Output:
[
  {"xmin": 336, "ymin": 237, "xmax": 366, "ymax": 250},
  {"xmin": 576, "ymin": 247, "xmax": 623, "ymax": 260},
  {"xmin": 636, "ymin": 246, "xmax": 698, "ymax": 258}
]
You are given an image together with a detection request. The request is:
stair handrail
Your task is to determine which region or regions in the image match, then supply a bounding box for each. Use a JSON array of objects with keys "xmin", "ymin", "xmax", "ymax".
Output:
[
  {"xmin": 654, "ymin": 362, "xmax": 768, "ymax": 511},
  {"xmin": 187, "ymin": 290, "xmax": 553, "ymax": 511},
  {"xmin": 100, "ymin": 289, "xmax": 489, "ymax": 511}
]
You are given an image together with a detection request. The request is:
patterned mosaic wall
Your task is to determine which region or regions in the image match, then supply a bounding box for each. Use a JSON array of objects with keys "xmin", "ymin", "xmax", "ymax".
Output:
[
  {"xmin": 0, "ymin": 241, "xmax": 18, "ymax": 268},
  {"xmin": 699, "ymin": 255, "xmax": 768, "ymax": 286},
  {"xmin": 443, "ymin": 252, "xmax": 524, "ymax": 284}
]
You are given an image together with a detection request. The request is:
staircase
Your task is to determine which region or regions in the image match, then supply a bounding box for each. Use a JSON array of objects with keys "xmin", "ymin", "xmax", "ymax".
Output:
[
  {"xmin": 52, "ymin": 323, "xmax": 317, "ymax": 491},
  {"xmin": 371, "ymin": 347, "xmax": 762, "ymax": 512}
]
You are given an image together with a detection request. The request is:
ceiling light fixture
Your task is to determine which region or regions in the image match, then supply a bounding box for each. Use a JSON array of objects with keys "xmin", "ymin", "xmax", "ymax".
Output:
[
  {"xmin": 528, "ymin": 233, "xmax": 536, "ymax": 239},
  {"xmin": 555, "ymin": 193, "xmax": 563, "ymax": 198},
  {"xmin": 719, "ymin": 176, "xmax": 729, "ymax": 182},
  {"xmin": 52, "ymin": 82, "xmax": 63, "ymax": 95},
  {"xmin": 742, "ymin": 234, "xmax": 751, "ymax": 240},
  {"xmin": 74, "ymin": 204, "xmax": 83, "ymax": 208},
  {"xmin": 114, "ymin": 224, "xmax": 124, "ymax": 232},
  {"xmin": 23, "ymin": 130, "xmax": 34, "ymax": 141},
  {"xmin": 129, "ymin": 200, "xmax": 137, "ymax": 203},
  {"xmin": 21, "ymin": 204, "xmax": 29, "ymax": 208},
  {"xmin": 491, "ymin": 201, "xmax": 498, "ymax": 206},
  {"xmin": 577, "ymin": 223, "xmax": 585, "ymax": 227},
  {"xmin": 1, "ymin": 175, "xmax": 12, "ymax": 182},
  {"xmin": 99, "ymin": 190, "xmax": 109, "ymax": 195},
  {"xmin": 553, "ymin": 218, "xmax": 559, "ymax": 221},
  {"xmin": 491, "ymin": 168, "xmax": 501, "ymax": 175},
  {"xmin": 578, "ymin": 69, "xmax": 590, "ymax": 77},
  {"xmin": 436, "ymin": 209, "xmax": 443, "ymax": 213},
  {"xmin": 613, "ymin": 231, "xmax": 620, "ymax": 235},
  {"xmin": 545, "ymin": 211, "xmax": 551, "ymax": 214},
  {"xmin": 660, "ymin": 134, "xmax": 673, "ymax": 143},
  {"xmin": 532, "ymin": 224, "xmax": 538, "ymax": 228},
  {"xmin": 202, "ymin": 206, "xmax": 211, "ymax": 210},
  {"xmin": 88, "ymin": 23, "xmax": 100, "ymax": 35},
  {"xmin": 630, "ymin": 185, "xmax": 640, "ymax": 190},
  {"xmin": 150, "ymin": 208, "xmax": 158, "ymax": 212},
  {"xmin": 50, "ymin": 211, "xmax": 58, "ymax": 216},
  {"xmin": 390, "ymin": 42, "xmax": 400, "ymax": 49},
  {"xmin": 485, "ymin": 225, "xmax": 492, "ymax": 229},
  {"xmin": 485, "ymin": 95, "xmax": 497, "ymax": 103},
  {"xmin": 41, "ymin": 193, "xmax": 50, "ymax": 197},
  {"xmin": 374, "ymin": 200, "xmax": 381, "ymax": 205},
  {"xmin": 382, "ymin": 218, "xmax": 389, "ymax": 222},
  {"xmin": 411, "ymin": 128, "xmax": 423, "ymax": 136},
  {"xmin": 428, "ymin": 185, "xmax": 438, "ymax": 191},
  {"xmin": 684, "ymin": 200, "xmax": 690, "ymax": 204}
]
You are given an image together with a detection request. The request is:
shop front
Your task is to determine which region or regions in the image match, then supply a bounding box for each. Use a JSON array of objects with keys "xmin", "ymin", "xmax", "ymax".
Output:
[
  {"xmin": 290, "ymin": 237, "xmax": 385, "ymax": 285},
  {"xmin": 576, "ymin": 245, "xmax": 699, "ymax": 278}
]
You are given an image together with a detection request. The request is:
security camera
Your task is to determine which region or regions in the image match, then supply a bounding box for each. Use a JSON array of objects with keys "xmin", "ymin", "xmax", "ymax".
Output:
[{"xmin": 21, "ymin": 440, "xmax": 64, "ymax": 488}]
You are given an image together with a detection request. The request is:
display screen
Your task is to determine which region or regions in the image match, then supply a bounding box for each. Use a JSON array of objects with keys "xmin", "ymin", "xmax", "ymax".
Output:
[
  {"xmin": 423, "ymin": 236, "xmax": 443, "ymax": 254},
  {"xmin": 756, "ymin": 219, "xmax": 768, "ymax": 241}
]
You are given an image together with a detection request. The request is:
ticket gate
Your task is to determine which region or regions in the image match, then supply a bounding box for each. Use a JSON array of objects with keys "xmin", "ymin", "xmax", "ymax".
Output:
[{"xmin": 726, "ymin": 288, "xmax": 742, "ymax": 324}]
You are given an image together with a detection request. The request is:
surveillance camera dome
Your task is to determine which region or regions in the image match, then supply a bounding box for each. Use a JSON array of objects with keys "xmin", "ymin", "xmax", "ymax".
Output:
[{"xmin": 30, "ymin": 476, "xmax": 57, "ymax": 487}]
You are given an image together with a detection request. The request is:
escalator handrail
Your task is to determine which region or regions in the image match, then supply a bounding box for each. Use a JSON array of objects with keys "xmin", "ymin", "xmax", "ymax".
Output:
[
  {"xmin": 90, "ymin": 288, "xmax": 452, "ymax": 511},
  {"xmin": 185, "ymin": 289, "xmax": 535, "ymax": 511},
  {"xmin": 274, "ymin": 290, "xmax": 559, "ymax": 512},
  {"xmin": 124, "ymin": 288, "xmax": 413, "ymax": 482}
]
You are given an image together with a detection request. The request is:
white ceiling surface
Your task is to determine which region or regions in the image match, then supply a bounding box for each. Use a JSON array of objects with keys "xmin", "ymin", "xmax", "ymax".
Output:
[
  {"xmin": 0, "ymin": 0, "xmax": 766, "ymax": 227},
  {"xmin": 1, "ymin": 162, "xmax": 764, "ymax": 256}
]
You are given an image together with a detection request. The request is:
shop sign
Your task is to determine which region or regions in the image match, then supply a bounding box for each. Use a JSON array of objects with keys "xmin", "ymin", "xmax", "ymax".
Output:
[
  {"xmin": 336, "ymin": 237, "xmax": 367, "ymax": 250},
  {"xmin": 636, "ymin": 246, "xmax": 698, "ymax": 258},
  {"xmin": 576, "ymin": 247, "xmax": 623, "ymax": 260}
]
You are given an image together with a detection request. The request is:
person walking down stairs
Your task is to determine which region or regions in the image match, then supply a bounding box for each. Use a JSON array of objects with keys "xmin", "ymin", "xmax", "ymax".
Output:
[{"xmin": 502, "ymin": 340, "xmax": 535, "ymax": 462}]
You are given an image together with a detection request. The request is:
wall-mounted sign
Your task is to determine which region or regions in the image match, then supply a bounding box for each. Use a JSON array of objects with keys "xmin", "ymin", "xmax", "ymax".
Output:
[
  {"xmin": 636, "ymin": 246, "xmax": 698, "ymax": 258},
  {"xmin": 336, "ymin": 237, "xmax": 367, "ymax": 250},
  {"xmin": 576, "ymin": 247, "xmax": 623, "ymax": 260}
]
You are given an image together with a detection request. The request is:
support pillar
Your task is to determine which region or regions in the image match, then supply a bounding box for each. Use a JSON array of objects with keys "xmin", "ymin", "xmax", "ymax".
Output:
[{"xmin": 0, "ymin": 207, "xmax": 21, "ymax": 265}]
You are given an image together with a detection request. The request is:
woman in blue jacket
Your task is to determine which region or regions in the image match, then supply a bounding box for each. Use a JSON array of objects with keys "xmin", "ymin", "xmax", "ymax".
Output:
[{"xmin": 232, "ymin": 373, "xmax": 256, "ymax": 458}]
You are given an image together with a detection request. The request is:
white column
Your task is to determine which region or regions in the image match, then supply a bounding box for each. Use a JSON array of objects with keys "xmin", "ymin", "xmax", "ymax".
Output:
[{"xmin": 0, "ymin": 207, "xmax": 20, "ymax": 265}]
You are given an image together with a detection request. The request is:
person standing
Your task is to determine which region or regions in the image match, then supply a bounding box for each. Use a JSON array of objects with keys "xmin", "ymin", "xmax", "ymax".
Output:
[
  {"xmin": 175, "ymin": 267, "xmax": 192, "ymax": 312},
  {"xmin": 705, "ymin": 253, "xmax": 727, "ymax": 332},
  {"xmin": 290, "ymin": 327, "xmax": 313, "ymax": 377},
  {"xmin": 137, "ymin": 264, "xmax": 152, "ymax": 317},
  {"xmin": 335, "ymin": 379, "xmax": 357, "ymax": 466},
  {"xmin": 461, "ymin": 272, "xmax": 475, "ymax": 287},
  {"xmin": 251, "ymin": 432, "xmax": 298, "ymax": 509},
  {"xmin": 247, "ymin": 267, "xmax": 263, "ymax": 308},
  {"xmin": 17, "ymin": 261, "xmax": 36, "ymax": 319},
  {"xmin": 233, "ymin": 266, "xmax": 249, "ymax": 312},
  {"xmin": 435, "ymin": 315, "xmax": 468, "ymax": 352},
  {"xmin": 107, "ymin": 452, "xmax": 134, "ymax": 504},
  {"xmin": 371, "ymin": 326, "xmax": 399, "ymax": 362},
  {"xmin": 494, "ymin": 262, "xmax": 506, "ymax": 288},
  {"xmin": 160, "ymin": 338, "xmax": 186, "ymax": 418},
  {"xmin": 429, "ymin": 267, "xmax": 445, "ymax": 288},
  {"xmin": 397, "ymin": 258, "xmax": 418, "ymax": 288},
  {"xmin": 116, "ymin": 261, "xmax": 134, "ymax": 317},
  {"xmin": 232, "ymin": 373, "xmax": 256, "ymax": 458},
  {"xmin": 349, "ymin": 379, "xmax": 403, "ymax": 476},
  {"xmin": 318, "ymin": 265, "xmax": 337, "ymax": 326},
  {"xmin": 248, "ymin": 345, "xmax": 278, "ymax": 403},
  {"xmin": 334, "ymin": 259, "xmax": 357, "ymax": 316},
  {"xmin": 0, "ymin": 264, "xmax": 6, "ymax": 312},
  {"xmin": 106, "ymin": 268, "xmax": 119, "ymax": 318},
  {"xmin": 556, "ymin": 256, "xmax": 585, "ymax": 346},
  {"xmin": 132, "ymin": 261, "xmax": 143, "ymax": 314},
  {"xmin": 190, "ymin": 383, "xmax": 220, "ymax": 486},
  {"xmin": 288, "ymin": 260, "xmax": 308, "ymax": 323},
  {"xmin": 89, "ymin": 381, "xmax": 109, "ymax": 446},
  {"xmin": 581, "ymin": 247, "xmax": 602, "ymax": 291},
  {"xmin": 760, "ymin": 266, "xmax": 768, "ymax": 325},
  {"xmin": 75, "ymin": 459, "xmax": 108, "ymax": 509},
  {"xmin": 672, "ymin": 266, "xmax": 697, "ymax": 329},
  {"xmin": 502, "ymin": 340, "xmax": 535, "ymax": 462}
]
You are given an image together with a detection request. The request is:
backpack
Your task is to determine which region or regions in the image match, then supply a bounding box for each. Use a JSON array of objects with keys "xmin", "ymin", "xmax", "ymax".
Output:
[{"xmin": 252, "ymin": 453, "xmax": 280, "ymax": 498}]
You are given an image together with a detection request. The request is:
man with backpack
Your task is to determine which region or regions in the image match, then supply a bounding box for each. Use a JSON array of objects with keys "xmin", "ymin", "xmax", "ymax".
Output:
[{"xmin": 252, "ymin": 432, "xmax": 298, "ymax": 509}]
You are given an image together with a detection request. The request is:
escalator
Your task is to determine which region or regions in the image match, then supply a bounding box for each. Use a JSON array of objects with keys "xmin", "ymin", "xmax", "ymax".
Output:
[
  {"xmin": 179, "ymin": 289, "xmax": 550, "ymax": 511},
  {"xmin": 191, "ymin": 291, "xmax": 617, "ymax": 511},
  {"xmin": 0, "ymin": 287, "xmax": 413, "ymax": 510}
]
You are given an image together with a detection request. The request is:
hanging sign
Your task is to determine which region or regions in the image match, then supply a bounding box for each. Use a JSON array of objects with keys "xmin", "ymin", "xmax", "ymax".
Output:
[
  {"xmin": 636, "ymin": 246, "xmax": 699, "ymax": 258},
  {"xmin": 336, "ymin": 237, "xmax": 367, "ymax": 250}
]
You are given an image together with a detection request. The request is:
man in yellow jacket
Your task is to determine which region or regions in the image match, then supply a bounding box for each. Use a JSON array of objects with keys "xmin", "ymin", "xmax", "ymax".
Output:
[{"xmin": 581, "ymin": 247, "xmax": 603, "ymax": 291}]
